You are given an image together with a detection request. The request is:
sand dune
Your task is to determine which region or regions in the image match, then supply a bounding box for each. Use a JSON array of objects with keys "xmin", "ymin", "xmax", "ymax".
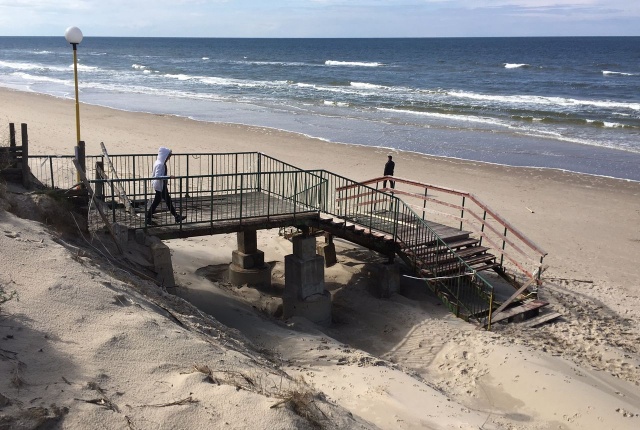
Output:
[{"xmin": 1, "ymin": 87, "xmax": 639, "ymax": 429}]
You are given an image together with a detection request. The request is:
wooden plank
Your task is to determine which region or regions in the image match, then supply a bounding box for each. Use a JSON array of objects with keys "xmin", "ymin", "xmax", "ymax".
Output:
[
  {"xmin": 489, "ymin": 300, "xmax": 549, "ymax": 324},
  {"xmin": 73, "ymin": 158, "xmax": 123, "ymax": 254},
  {"xmin": 522, "ymin": 311, "xmax": 562, "ymax": 328},
  {"xmin": 490, "ymin": 276, "xmax": 537, "ymax": 317},
  {"xmin": 100, "ymin": 142, "xmax": 136, "ymax": 217}
]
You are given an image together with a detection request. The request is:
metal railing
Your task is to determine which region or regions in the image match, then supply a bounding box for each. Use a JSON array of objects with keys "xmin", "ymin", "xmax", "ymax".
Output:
[
  {"xmin": 360, "ymin": 176, "xmax": 547, "ymax": 288},
  {"xmin": 308, "ymin": 170, "xmax": 495, "ymax": 323},
  {"xmin": 30, "ymin": 152, "xmax": 520, "ymax": 324}
]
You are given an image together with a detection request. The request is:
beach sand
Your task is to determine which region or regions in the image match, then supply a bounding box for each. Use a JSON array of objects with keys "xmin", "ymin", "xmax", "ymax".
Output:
[{"xmin": 1, "ymin": 87, "xmax": 639, "ymax": 429}]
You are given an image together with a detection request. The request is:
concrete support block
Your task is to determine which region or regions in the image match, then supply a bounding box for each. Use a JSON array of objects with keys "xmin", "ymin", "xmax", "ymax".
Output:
[
  {"xmin": 284, "ymin": 254, "xmax": 325, "ymax": 300},
  {"xmin": 317, "ymin": 242, "xmax": 337, "ymax": 267},
  {"xmin": 232, "ymin": 249, "xmax": 265, "ymax": 268},
  {"xmin": 228, "ymin": 263, "xmax": 272, "ymax": 290},
  {"xmin": 228, "ymin": 230, "xmax": 271, "ymax": 289},
  {"xmin": 283, "ymin": 235, "xmax": 331, "ymax": 325},
  {"xmin": 282, "ymin": 290, "xmax": 332, "ymax": 326},
  {"xmin": 377, "ymin": 262, "xmax": 400, "ymax": 298},
  {"xmin": 112, "ymin": 222, "xmax": 130, "ymax": 248},
  {"xmin": 292, "ymin": 235, "xmax": 317, "ymax": 260},
  {"xmin": 237, "ymin": 230, "xmax": 258, "ymax": 254},
  {"xmin": 149, "ymin": 236, "xmax": 176, "ymax": 289}
]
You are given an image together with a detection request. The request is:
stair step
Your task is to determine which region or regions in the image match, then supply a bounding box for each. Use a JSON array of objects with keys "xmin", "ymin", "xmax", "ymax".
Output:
[
  {"xmin": 521, "ymin": 311, "xmax": 562, "ymax": 328},
  {"xmin": 470, "ymin": 263, "xmax": 500, "ymax": 273},
  {"xmin": 422, "ymin": 252, "xmax": 495, "ymax": 270},
  {"xmin": 445, "ymin": 238, "xmax": 481, "ymax": 249},
  {"xmin": 408, "ymin": 238, "xmax": 481, "ymax": 257},
  {"xmin": 490, "ymin": 300, "xmax": 549, "ymax": 324}
]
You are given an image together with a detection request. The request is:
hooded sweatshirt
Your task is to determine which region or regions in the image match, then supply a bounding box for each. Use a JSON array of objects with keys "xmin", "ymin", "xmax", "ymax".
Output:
[{"xmin": 151, "ymin": 147, "xmax": 172, "ymax": 192}]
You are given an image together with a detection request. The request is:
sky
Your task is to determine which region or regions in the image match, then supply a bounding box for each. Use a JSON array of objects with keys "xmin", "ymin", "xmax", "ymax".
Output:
[{"xmin": 0, "ymin": 0, "xmax": 639, "ymax": 38}]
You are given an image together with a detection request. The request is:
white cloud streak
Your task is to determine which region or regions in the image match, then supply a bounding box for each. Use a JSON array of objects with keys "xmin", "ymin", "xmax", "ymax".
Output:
[{"xmin": 0, "ymin": 0, "xmax": 638, "ymax": 37}]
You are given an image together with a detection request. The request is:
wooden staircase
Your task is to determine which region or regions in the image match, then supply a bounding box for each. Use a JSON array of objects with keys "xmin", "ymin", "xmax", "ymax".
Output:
[{"xmin": 404, "ymin": 235, "xmax": 500, "ymax": 278}]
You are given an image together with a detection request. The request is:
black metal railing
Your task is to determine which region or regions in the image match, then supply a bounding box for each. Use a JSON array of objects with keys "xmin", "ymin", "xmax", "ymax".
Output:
[{"xmin": 30, "ymin": 151, "xmax": 498, "ymax": 324}]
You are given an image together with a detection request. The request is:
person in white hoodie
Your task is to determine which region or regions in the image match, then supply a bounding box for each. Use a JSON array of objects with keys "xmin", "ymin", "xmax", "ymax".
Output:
[{"xmin": 146, "ymin": 147, "xmax": 186, "ymax": 224}]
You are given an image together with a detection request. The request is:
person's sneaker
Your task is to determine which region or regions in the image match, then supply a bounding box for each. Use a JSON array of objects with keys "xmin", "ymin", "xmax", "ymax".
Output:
[{"xmin": 175, "ymin": 215, "xmax": 186, "ymax": 223}]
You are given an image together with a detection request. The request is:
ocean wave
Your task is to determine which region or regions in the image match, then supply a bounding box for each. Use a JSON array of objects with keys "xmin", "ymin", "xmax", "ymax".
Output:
[
  {"xmin": 586, "ymin": 119, "xmax": 629, "ymax": 128},
  {"xmin": 10, "ymin": 72, "xmax": 69, "ymax": 85},
  {"xmin": 234, "ymin": 60, "xmax": 310, "ymax": 67},
  {"xmin": 513, "ymin": 115, "xmax": 637, "ymax": 129},
  {"xmin": 202, "ymin": 57, "xmax": 210, "ymax": 60},
  {"xmin": 325, "ymin": 60, "xmax": 382, "ymax": 67},
  {"xmin": 165, "ymin": 73, "xmax": 194, "ymax": 81},
  {"xmin": 602, "ymin": 70, "xmax": 635, "ymax": 76},
  {"xmin": 449, "ymin": 90, "xmax": 640, "ymax": 111},
  {"xmin": 0, "ymin": 60, "xmax": 68, "ymax": 72},
  {"xmin": 350, "ymin": 82, "xmax": 388, "ymax": 90},
  {"xmin": 377, "ymin": 107, "xmax": 509, "ymax": 128},
  {"xmin": 324, "ymin": 100, "xmax": 349, "ymax": 107},
  {"xmin": 76, "ymin": 64, "xmax": 99, "ymax": 72},
  {"xmin": 504, "ymin": 63, "xmax": 530, "ymax": 69},
  {"xmin": 132, "ymin": 64, "xmax": 148, "ymax": 70}
]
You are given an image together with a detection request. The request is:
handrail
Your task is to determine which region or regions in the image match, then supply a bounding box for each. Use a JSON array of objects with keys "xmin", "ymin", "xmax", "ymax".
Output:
[
  {"xmin": 362, "ymin": 176, "xmax": 547, "ymax": 258},
  {"xmin": 30, "ymin": 150, "xmax": 535, "ymax": 326},
  {"xmin": 360, "ymin": 175, "xmax": 547, "ymax": 286},
  {"xmin": 309, "ymin": 169, "xmax": 495, "ymax": 324}
]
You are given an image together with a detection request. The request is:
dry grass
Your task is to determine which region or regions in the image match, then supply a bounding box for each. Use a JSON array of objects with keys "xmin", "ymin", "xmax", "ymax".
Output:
[{"xmin": 192, "ymin": 364, "xmax": 330, "ymax": 429}]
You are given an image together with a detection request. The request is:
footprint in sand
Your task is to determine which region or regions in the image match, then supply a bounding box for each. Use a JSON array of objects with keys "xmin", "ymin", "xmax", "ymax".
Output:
[{"xmin": 4, "ymin": 231, "xmax": 20, "ymax": 239}]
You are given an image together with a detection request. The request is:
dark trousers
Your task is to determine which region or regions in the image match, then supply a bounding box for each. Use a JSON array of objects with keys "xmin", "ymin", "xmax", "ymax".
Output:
[
  {"xmin": 147, "ymin": 184, "xmax": 178, "ymax": 219},
  {"xmin": 383, "ymin": 180, "xmax": 395, "ymax": 189}
]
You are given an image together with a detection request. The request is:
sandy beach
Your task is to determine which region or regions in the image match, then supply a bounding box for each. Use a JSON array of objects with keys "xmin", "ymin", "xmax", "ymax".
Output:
[{"xmin": 1, "ymin": 87, "xmax": 640, "ymax": 429}]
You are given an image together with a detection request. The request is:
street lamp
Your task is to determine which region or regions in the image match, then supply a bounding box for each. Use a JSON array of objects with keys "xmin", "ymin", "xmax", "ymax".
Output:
[
  {"xmin": 65, "ymin": 26, "xmax": 83, "ymax": 146},
  {"xmin": 65, "ymin": 26, "xmax": 84, "ymax": 183}
]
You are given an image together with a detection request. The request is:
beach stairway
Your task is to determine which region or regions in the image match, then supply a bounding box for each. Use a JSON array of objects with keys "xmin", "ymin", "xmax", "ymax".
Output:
[{"xmin": 25, "ymin": 149, "xmax": 547, "ymax": 328}]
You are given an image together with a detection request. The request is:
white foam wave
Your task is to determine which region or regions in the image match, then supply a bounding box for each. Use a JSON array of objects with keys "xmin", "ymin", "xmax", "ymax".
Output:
[
  {"xmin": 132, "ymin": 64, "xmax": 148, "ymax": 70},
  {"xmin": 586, "ymin": 119, "xmax": 625, "ymax": 128},
  {"xmin": 0, "ymin": 60, "xmax": 67, "ymax": 72},
  {"xmin": 325, "ymin": 60, "xmax": 382, "ymax": 67},
  {"xmin": 377, "ymin": 107, "xmax": 509, "ymax": 128},
  {"xmin": 449, "ymin": 90, "xmax": 640, "ymax": 111},
  {"xmin": 602, "ymin": 70, "xmax": 635, "ymax": 76},
  {"xmin": 11, "ymin": 72, "xmax": 69, "ymax": 85},
  {"xmin": 231, "ymin": 60, "xmax": 310, "ymax": 67},
  {"xmin": 165, "ymin": 73, "xmax": 194, "ymax": 81},
  {"xmin": 504, "ymin": 63, "xmax": 529, "ymax": 69},
  {"xmin": 32, "ymin": 50, "xmax": 54, "ymax": 55},
  {"xmin": 350, "ymin": 82, "xmax": 387, "ymax": 90},
  {"xmin": 324, "ymin": 100, "xmax": 349, "ymax": 107},
  {"xmin": 202, "ymin": 57, "xmax": 210, "ymax": 60},
  {"xmin": 75, "ymin": 64, "xmax": 99, "ymax": 72}
]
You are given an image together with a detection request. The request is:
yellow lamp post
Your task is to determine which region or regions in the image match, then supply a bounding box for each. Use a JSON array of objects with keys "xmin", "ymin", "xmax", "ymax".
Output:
[
  {"xmin": 65, "ymin": 26, "xmax": 84, "ymax": 182},
  {"xmin": 65, "ymin": 26, "xmax": 83, "ymax": 144}
]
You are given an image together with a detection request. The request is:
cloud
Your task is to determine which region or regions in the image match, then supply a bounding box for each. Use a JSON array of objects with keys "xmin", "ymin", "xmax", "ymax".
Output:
[{"xmin": 0, "ymin": 0, "xmax": 638, "ymax": 37}]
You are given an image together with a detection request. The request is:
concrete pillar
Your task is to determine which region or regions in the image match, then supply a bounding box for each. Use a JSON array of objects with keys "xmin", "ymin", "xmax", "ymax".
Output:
[
  {"xmin": 283, "ymin": 235, "xmax": 331, "ymax": 326},
  {"xmin": 316, "ymin": 233, "xmax": 337, "ymax": 267},
  {"xmin": 149, "ymin": 236, "xmax": 176, "ymax": 289},
  {"xmin": 377, "ymin": 261, "xmax": 400, "ymax": 298},
  {"xmin": 228, "ymin": 229, "xmax": 272, "ymax": 289}
]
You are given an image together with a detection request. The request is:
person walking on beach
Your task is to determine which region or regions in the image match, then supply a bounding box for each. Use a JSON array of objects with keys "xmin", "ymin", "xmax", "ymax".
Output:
[
  {"xmin": 383, "ymin": 155, "xmax": 395, "ymax": 189},
  {"xmin": 146, "ymin": 147, "xmax": 186, "ymax": 224}
]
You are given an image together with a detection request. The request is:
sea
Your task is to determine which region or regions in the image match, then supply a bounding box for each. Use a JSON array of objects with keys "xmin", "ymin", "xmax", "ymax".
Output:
[{"xmin": 1, "ymin": 36, "xmax": 639, "ymax": 181}]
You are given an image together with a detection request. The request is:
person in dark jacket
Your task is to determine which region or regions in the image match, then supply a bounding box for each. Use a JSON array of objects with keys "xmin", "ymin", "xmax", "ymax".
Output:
[
  {"xmin": 146, "ymin": 147, "xmax": 186, "ymax": 224},
  {"xmin": 383, "ymin": 155, "xmax": 395, "ymax": 189}
]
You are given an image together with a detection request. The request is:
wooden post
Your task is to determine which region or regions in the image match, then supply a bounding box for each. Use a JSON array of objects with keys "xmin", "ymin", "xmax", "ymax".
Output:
[
  {"xmin": 75, "ymin": 140, "xmax": 85, "ymax": 189},
  {"xmin": 20, "ymin": 123, "xmax": 29, "ymax": 188},
  {"xmin": 9, "ymin": 123, "xmax": 16, "ymax": 147},
  {"xmin": 73, "ymin": 158, "xmax": 123, "ymax": 254},
  {"xmin": 95, "ymin": 161, "xmax": 105, "ymax": 200},
  {"xmin": 8, "ymin": 123, "xmax": 16, "ymax": 167}
]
